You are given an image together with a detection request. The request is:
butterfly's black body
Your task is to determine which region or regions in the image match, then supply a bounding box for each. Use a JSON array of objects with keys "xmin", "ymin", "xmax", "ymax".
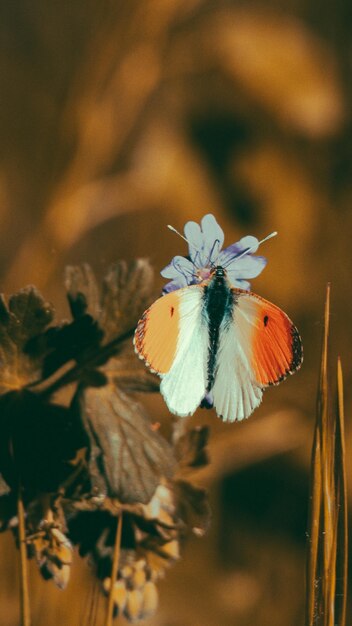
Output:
[{"xmin": 202, "ymin": 266, "xmax": 235, "ymax": 391}]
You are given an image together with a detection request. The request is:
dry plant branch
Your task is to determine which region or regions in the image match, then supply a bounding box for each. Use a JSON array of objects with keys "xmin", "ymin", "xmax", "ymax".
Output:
[
  {"xmin": 105, "ymin": 513, "xmax": 123, "ymax": 626},
  {"xmin": 334, "ymin": 358, "xmax": 347, "ymax": 626},
  {"xmin": 305, "ymin": 285, "xmax": 348, "ymax": 626},
  {"xmin": 17, "ymin": 484, "xmax": 31, "ymax": 626}
]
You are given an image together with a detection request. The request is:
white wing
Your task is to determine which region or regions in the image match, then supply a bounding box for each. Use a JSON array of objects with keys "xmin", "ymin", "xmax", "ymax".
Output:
[
  {"xmin": 160, "ymin": 287, "xmax": 209, "ymax": 417},
  {"xmin": 211, "ymin": 317, "xmax": 262, "ymax": 423}
]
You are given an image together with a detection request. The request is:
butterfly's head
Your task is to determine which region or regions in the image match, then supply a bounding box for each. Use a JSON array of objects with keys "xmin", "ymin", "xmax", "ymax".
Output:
[{"xmin": 212, "ymin": 265, "xmax": 226, "ymax": 278}]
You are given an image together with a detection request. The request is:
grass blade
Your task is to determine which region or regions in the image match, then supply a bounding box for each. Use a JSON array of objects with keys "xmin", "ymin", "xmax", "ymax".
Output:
[
  {"xmin": 305, "ymin": 286, "xmax": 348, "ymax": 626},
  {"xmin": 334, "ymin": 358, "xmax": 348, "ymax": 626},
  {"xmin": 306, "ymin": 284, "xmax": 330, "ymax": 626}
]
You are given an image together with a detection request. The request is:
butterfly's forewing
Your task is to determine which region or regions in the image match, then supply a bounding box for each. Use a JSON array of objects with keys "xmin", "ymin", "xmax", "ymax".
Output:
[
  {"xmin": 234, "ymin": 290, "xmax": 303, "ymax": 386},
  {"xmin": 134, "ymin": 287, "xmax": 209, "ymax": 416},
  {"xmin": 135, "ymin": 290, "xmax": 181, "ymax": 375}
]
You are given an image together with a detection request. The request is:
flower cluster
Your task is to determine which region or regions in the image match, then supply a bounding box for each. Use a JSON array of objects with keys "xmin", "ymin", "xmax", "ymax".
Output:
[{"xmin": 161, "ymin": 213, "xmax": 267, "ymax": 293}]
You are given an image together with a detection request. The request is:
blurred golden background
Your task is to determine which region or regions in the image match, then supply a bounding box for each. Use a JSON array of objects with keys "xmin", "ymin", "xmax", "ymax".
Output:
[{"xmin": 0, "ymin": 0, "xmax": 351, "ymax": 624}]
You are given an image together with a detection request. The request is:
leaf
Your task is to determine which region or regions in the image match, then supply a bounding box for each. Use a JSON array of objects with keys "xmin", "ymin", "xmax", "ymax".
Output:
[
  {"xmin": 75, "ymin": 383, "xmax": 174, "ymax": 504},
  {"xmin": 63, "ymin": 260, "xmax": 159, "ymax": 393},
  {"xmin": 0, "ymin": 287, "xmax": 54, "ymax": 393},
  {"xmin": 174, "ymin": 426, "xmax": 210, "ymax": 469},
  {"xmin": 174, "ymin": 480, "xmax": 211, "ymax": 537},
  {"xmin": 26, "ymin": 315, "xmax": 104, "ymax": 378},
  {"xmin": 101, "ymin": 343, "xmax": 159, "ymax": 393},
  {"xmin": 99, "ymin": 260, "xmax": 154, "ymax": 340},
  {"xmin": 65, "ymin": 263, "xmax": 101, "ymax": 320},
  {"xmin": 31, "ymin": 526, "xmax": 73, "ymax": 590},
  {"xmin": 65, "ymin": 259, "xmax": 154, "ymax": 340},
  {"xmin": 0, "ymin": 390, "xmax": 87, "ymax": 495}
]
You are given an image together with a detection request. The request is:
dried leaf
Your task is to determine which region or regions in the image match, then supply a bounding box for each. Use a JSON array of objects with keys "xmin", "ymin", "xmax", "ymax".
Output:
[
  {"xmin": 30, "ymin": 525, "xmax": 73, "ymax": 590},
  {"xmin": 26, "ymin": 315, "xmax": 104, "ymax": 379},
  {"xmin": 174, "ymin": 480, "xmax": 211, "ymax": 537},
  {"xmin": 75, "ymin": 383, "xmax": 174, "ymax": 504},
  {"xmin": 65, "ymin": 259, "xmax": 154, "ymax": 340},
  {"xmin": 101, "ymin": 344, "xmax": 159, "ymax": 394},
  {"xmin": 0, "ymin": 287, "xmax": 54, "ymax": 393},
  {"xmin": 63, "ymin": 259, "xmax": 159, "ymax": 392},
  {"xmin": 174, "ymin": 425, "xmax": 210, "ymax": 469},
  {"xmin": 0, "ymin": 390, "xmax": 86, "ymax": 495},
  {"xmin": 65, "ymin": 263, "xmax": 101, "ymax": 320},
  {"xmin": 100, "ymin": 260, "xmax": 155, "ymax": 340}
]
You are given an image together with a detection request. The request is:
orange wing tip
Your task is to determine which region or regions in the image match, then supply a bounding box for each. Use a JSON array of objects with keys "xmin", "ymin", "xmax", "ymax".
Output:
[
  {"xmin": 133, "ymin": 342, "xmax": 159, "ymax": 375},
  {"xmin": 134, "ymin": 310, "xmax": 148, "ymax": 355},
  {"xmin": 263, "ymin": 325, "xmax": 303, "ymax": 388},
  {"xmin": 133, "ymin": 310, "xmax": 165, "ymax": 376}
]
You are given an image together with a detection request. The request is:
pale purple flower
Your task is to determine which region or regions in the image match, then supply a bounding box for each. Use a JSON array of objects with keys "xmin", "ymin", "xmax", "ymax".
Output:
[{"xmin": 161, "ymin": 214, "xmax": 268, "ymax": 294}]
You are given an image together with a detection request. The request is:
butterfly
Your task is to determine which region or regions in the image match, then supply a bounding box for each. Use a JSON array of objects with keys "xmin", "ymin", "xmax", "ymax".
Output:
[{"xmin": 134, "ymin": 217, "xmax": 303, "ymax": 422}]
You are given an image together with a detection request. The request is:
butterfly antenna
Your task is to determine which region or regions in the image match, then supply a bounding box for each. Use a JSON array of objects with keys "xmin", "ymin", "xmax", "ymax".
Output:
[
  {"xmin": 167, "ymin": 224, "xmax": 199, "ymax": 278},
  {"xmin": 260, "ymin": 230, "xmax": 278, "ymax": 245},
  {"xmin": 222, "ymin": 231, "xmax": 278, "ymax": 268},
  {"xmin": 167, "ymin": 224, "xmax": 200, "ymax": 261},
  {"xmin": 167, "ymin": 224, "xmax": 190, "ymax": 245}
]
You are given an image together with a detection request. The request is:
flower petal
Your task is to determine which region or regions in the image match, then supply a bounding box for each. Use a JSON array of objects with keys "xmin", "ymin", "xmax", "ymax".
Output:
[
  {"xmin": 231, "ymin": 254, "xmax": 267, "ymax": 279},
  {"xmin": 227, "ymin": 277, "xmax": 251, "ymax": 291},
  {"xmin": 161, "ymin": 256, "xmax": 196, "ymax": 294},
  {"xmin": 218, "ymin": 236, "xmax": 259, "ymax": 266},
  {"xmin": 162, "ymin": 277, "xmax": 189, "ymax": 294},
  {"xmin": 184, "ymin": 221, "xmax": 203, "ymax": 264},
  {"xmin": 200, "ymin": 214, "xmax": 224, "ymax": 264},
  {"xmin": 226, "ymin": 255, "xmax": 267, "ymax": 280},
  {"xmin": 160, "ymin": 256, "xmax": 195, "ymax": 280},
  {"xmin": 184, "ymin": 214, "xmax": 225, "ymax": 266}
]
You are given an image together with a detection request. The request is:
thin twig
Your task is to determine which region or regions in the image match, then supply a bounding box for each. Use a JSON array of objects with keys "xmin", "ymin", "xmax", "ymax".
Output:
[
  {"xmin": 320, "ymin": 287, "xmax": 335, "ymax": 626},
  {"xmin": 105, "ymin": 513, "xmax": 123, "ymax": 626},
  {"xmin": 306, "ymin": 283, "xmax": 330, "ymax": 626},
  {"xmin": 335, "ymin": 358, "xmax": 348, "ymax": 626},
  {"xmin": 17, "ymin": 484, "xmax": 31, "ymax": 626}
]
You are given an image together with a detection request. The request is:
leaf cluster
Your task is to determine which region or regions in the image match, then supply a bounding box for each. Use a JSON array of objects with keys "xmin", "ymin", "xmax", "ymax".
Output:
[{"xmin": 0, "ymin": 259, "xmax": 210, "ymax": 622}]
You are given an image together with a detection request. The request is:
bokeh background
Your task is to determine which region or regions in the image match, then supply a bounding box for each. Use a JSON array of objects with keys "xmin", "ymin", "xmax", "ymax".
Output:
[{"xmin": 0, "ymin": 0, "xmax": 351, "ymax": 624}]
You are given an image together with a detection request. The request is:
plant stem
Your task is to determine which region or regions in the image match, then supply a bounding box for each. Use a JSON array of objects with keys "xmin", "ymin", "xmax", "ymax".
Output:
[
  {"xmin": 306, "ymin": 284, "xmax": 330, "ymax": 626},
  {"xmin": 28, "ymin": 328, "xmax": 135, "ymax": 398},
  {"xmin": 105, "ymin": 513, "xmax": 123, "ymax": 626},
  {"xmin": 335, "ymin": 358, "xmax": 347, "ymax": 626},
  {"xmin": 17, "ymin": 484, "xmax": 31, "ymax": 626}
]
